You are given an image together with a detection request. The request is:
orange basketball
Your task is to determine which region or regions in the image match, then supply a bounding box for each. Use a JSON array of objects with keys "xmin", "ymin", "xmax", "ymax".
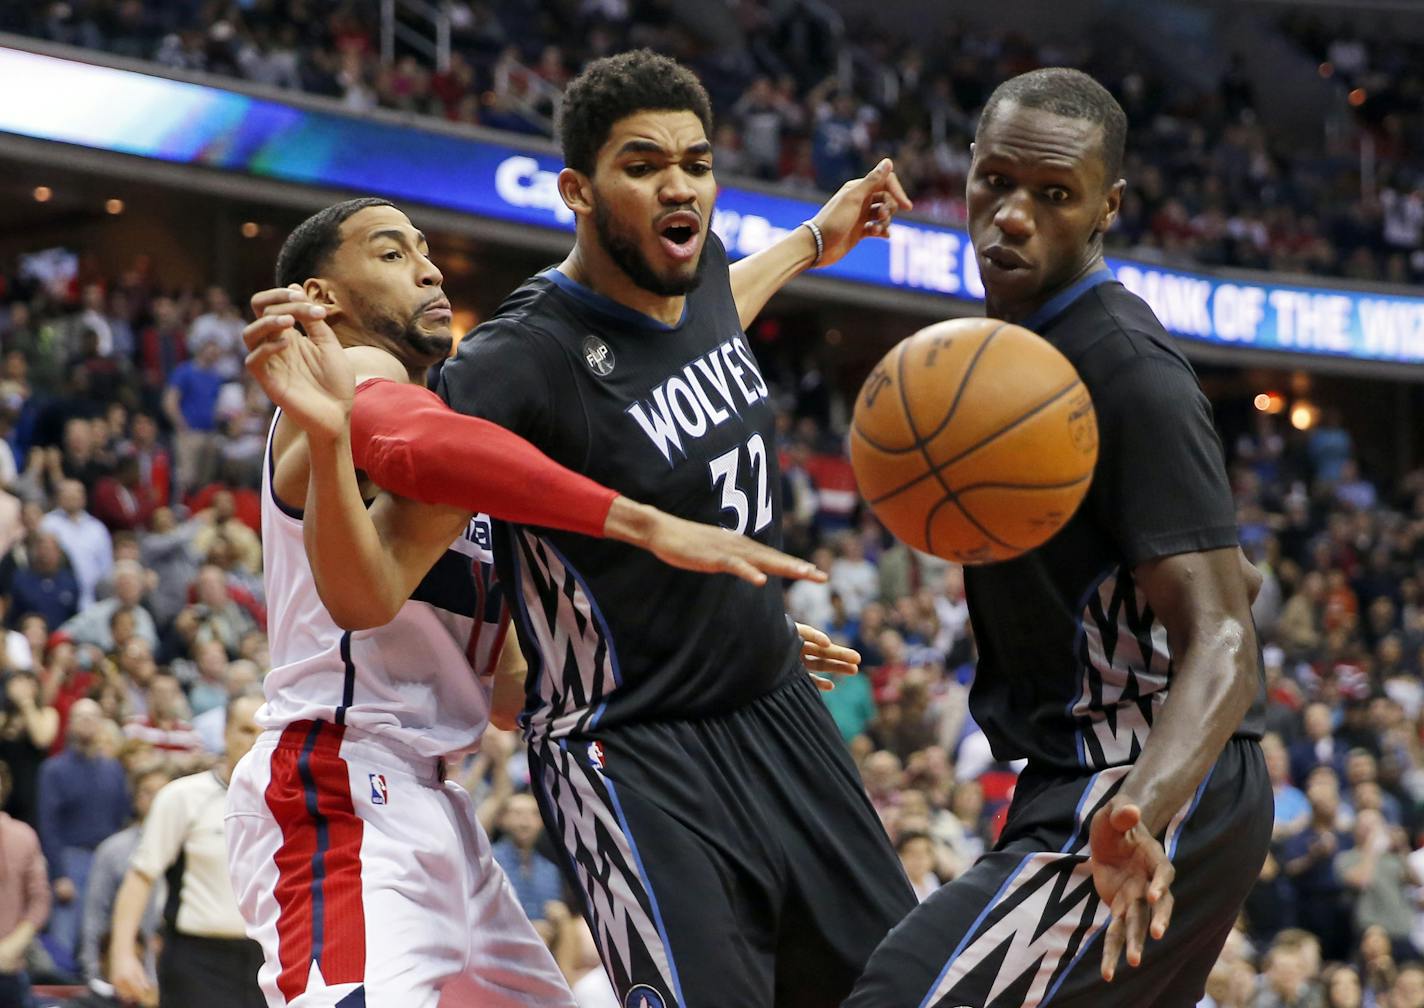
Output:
[{"xmin": 850, "ymin": 318, "xmax": 1099, "ymax": 564}]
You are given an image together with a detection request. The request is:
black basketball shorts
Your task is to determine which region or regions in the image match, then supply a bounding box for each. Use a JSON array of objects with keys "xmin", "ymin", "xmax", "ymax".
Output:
[
  {"xmin": 529, "ymin": 674, "xmax": 918, "ymax": 1008},
  {"xmin": 843, "ymin": 737, "xmax": 1271, "ymax": 1008}
]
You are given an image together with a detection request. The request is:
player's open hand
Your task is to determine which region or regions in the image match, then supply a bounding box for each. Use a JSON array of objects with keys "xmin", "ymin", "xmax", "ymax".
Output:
[
  {"xmin": 244, "ymin": 286, "xmax": 354, "ymax": 440},
  {"xmin": 795, "ymin": 622, "xmax": 861, "ymax": 691},
  {"xmin": 809, "ymin": 158, "xmax": 914, "ymax": 266},
  {"xmin": 1089, "ymin": 799, "xmax": 1174, "ymax": 983},
  {"xmin": 610, "ymin": 500, "xmax": 827, "ymax": 586}
]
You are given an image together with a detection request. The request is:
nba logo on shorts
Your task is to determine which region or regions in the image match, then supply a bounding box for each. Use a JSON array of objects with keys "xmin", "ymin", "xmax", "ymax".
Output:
[
  {"xmin": 588, "ymin": 741, "xmax": 606, "ymax": 772},
  {"xmin": 624, "ymin": 985, "xmax": 665, "ymax": 1008},
  {"xmin": 583, "ymin": 336, "xmax": 615, "ymax": 377},
  {"xmin": 368, "ymin": 773, "xmax": 389, "ymax": 805}
]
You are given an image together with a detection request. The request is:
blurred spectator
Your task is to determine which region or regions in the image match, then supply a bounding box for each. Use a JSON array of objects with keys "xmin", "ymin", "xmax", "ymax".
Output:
[
  {"xmin": 40, "ymin": 481, "xmax": 113, "ymax": 611},
  {"xmin": 57, "ymin": 559, "xmax": 158, "ymax": 654},
  {"xmin": 139, "ymin": 507, "xmax": 201, "ymax": 630},
  {"xmin": 89, "ymin": 456, "xmax": 159, "ymax": 533},
  {"xmin": 1282, "ymin": 767, "xmax": 1354, "ymax": 962},
  {"xmin": 36, "ymin": 699, "xmax": 129, "ymax": 972},
  {"xmin": 162, "ymin": 341, "xmax": 226, "ymax": 496},
  {"xmin": 491, "ymin": 794, "xmax": 563, "ymax": 926},
  {"xmin": 185, "ymin": 287, "xmax": 244, "ymax": 381},
  {"xmin": 78, "ymin": 765, "xmax": 168, "ymax": 986},
  {"xmin": 10, "ymin": 533, "xmax": 80, "ymax": 634},
  {"xmin": 0, "ymin": 670, "xmax": 59, "ymax": 829},
  {"xmin": 109, "ymin": 696, "xmax": 263, "ymax": 1007},
  {"xmin": 0, "ymin": 762, "xmax": 50, "ymax": 1004},
  {"xmin": 191, "ymin": 491, "xmax": 261, "ymax": 575},
  {"xmin": 122, "ymin": 672, "xmax": 206, "ymax": 774},
  {"xmin": 1335, "ymin": 809, "xmax": 1414, "ymax": 960}
]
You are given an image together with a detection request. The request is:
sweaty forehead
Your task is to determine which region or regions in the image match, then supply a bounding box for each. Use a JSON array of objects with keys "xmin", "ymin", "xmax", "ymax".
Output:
[
  {"xmin": 600, "ymin": 110, "xmax": 709, "ymax": 158},
  {"xmin": 978, "ymin": 103, "xmax": 1105, "ymax": 177}
]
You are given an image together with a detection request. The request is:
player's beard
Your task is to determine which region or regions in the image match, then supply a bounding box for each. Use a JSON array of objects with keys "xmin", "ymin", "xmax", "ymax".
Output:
[
  {"xmin": 348, "ymin": 290, "xmax": 450, "ymax": 363},
  {"xmin": 593, "ymin": 197, "xmax": 706, "ymax": 297}
]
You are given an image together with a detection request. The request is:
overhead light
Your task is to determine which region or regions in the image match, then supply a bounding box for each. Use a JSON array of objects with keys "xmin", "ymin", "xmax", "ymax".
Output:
[
  {"xmin": 1348, "ymin": 88, "xmax": 1367, "ymax": 107},
  {"xmin": 240, "ymin": 221, "xmax": 260, "ymax": 238},
  {"xmin": 1254, "ymin": 391, "xmax": 1285, "ymax": 415},
  {"xmin": 1290, "ymin": 402, "xmax": 1319, "ymax": 431},
  {"xmin": 1318, "ymin": 62, "xmax": 1333, "ymax": 78},
  {"xmin": 32, "ymin": 186, "xmax": 51, "ymax": 203},
  {"xmin": 105, "ymin": 198, "xmax": 124, "ymax": 215}
]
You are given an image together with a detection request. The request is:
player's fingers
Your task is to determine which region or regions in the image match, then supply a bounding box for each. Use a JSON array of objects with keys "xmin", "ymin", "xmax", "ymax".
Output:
[
  {"xmin": 751, "ymin": 549, "xmax": 826, "ymax": 582},
  {"xmin": 1147, "ymin": 857, "xmax": 1174, "ymax": 904},
  {"xmin": 1125, "ymin": 896, "xmax": 1147, "ymax": 967},
  {"xmin": 244, "ymin": 340, "xmax": 289, "ymax": 370},
  {"xmin": 806, "ymin": 640, "xmax": 861, "ymax": 666},
  {"xmin": 886, "ymin": 169, "xmax": 914, "ymax": 209},
  {"xmin": 1109, "ymin": 803, "xmax": 1141, "ymax": 834},
  {"xmin": 795, "ymin": 622, "xmax": 831, "ymax": 648},
  {"xmin": 723, "ymin": 556, "xmax": 769, "ymax": 586},
  {"xmin": 250, "ymin": 287, "xmax": 299, "ymax": 314},
  {"xmin": 262, "ymin": 300, "xmax": 326, "ymax": 320},
  {"xmin": 242, "ymin": 314, "xmax": 294, "ymax": 352},
  {"xmin": 809, "ymin": 672, "xmax": 834, "ymax": 692},
  {"xmin": 1150, "ymin": 886, "xmax": 1174, "ymax": 940},
  {"xmin": 802, "ymin": 654, "xmax": 860, "ymax": 675},
  {"xmin": 1101, "ymin": 906, "xmax": 1124, "ymax": 982}
]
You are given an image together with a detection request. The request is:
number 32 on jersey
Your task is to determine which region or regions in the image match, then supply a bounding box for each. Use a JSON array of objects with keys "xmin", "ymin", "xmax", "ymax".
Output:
[{"xmin": 708, "ymin": 433, "xmax": 772, "ymax": 535}]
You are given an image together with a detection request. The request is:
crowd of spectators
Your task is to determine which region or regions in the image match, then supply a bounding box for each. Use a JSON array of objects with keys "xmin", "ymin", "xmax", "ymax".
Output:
[{"xmin": 6, "ymin": 2, "xmax": 1423, "ymax": 286}]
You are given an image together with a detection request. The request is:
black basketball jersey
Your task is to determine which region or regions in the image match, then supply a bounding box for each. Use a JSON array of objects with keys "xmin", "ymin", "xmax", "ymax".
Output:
[
  {"xmin": 436, "ymin": 234, "xmax": 802, "ymax": 738},
  {"xmin": 964, "ymin": 271, "xmax": 1265, "ymax": 773}
]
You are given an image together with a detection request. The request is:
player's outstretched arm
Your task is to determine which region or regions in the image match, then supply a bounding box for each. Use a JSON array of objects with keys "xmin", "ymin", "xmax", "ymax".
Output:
[
  {"xmin": 728, "ymin": 158, "xmax": 912, "ymax": 329},
  {"xmin": 1089, "ymin": 545, "xmax": 1259, "ymax": 981},
  {"xmin": 350, "ymin": 381, "xmax": 827, "ymax": 587}
]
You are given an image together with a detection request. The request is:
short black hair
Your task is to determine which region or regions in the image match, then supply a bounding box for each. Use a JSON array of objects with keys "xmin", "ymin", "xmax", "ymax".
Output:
[
  {"xmin": 978, "ymin": 68, "xmax": 1127, "ymax": 184},
  {"xmin": 275, "ymin": 197, "xmax": 395, "ymax": 288},
  {"xmin": 557, "ymin": 49, "xmax": 713, "ymax": 175}
]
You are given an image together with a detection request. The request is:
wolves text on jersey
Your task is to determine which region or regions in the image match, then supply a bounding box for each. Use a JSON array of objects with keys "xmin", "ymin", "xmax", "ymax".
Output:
[{"xmin": 624, "ymin": 335, "xmax": 770, "ymax": 465}]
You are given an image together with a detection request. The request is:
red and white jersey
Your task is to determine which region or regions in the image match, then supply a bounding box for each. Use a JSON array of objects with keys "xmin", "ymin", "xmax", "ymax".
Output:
[{"xmin": 258, "ymin": 413, "xmax": 509, "ymax": 758}]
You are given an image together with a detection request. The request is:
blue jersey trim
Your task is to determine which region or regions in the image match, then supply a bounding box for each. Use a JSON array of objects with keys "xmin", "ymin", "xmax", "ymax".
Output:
[
  {"xmin": 297, "ymin": 721, "xmax": 330, "ymax": 972},
  {"xmin": 1020, "ymin": 268, "xmax": 1115, "ymax": 333},
  {"xmin": 540, "ymin": 268, "xmax": 688, "ymax": 331}
]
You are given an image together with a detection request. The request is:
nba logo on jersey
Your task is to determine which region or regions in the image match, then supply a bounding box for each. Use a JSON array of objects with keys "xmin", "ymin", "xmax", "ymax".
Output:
[
  {"xmin": 368, "ymin": 773, "xmax": 389, "ymax": 805},
  {"xmin": 583, "ymin": 336, "xmax": 615, "ymax": 377},
  {"xmin": 624, "ymin": 985, "xmax": 665, "ymax": 1008},
  {"xmin": 588, "ymin": 741, "xmax": 606, "ymax": 772}
]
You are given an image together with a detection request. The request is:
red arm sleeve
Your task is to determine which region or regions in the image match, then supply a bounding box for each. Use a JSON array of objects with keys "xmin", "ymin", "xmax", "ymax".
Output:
[{"xmin": 348, "ymin": 378, "xmax": 618, "ymax": 538}]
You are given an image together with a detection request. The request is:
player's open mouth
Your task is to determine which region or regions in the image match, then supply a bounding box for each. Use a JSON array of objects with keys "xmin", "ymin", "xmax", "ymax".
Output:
[
  {"xmin": 981, "ymin": 245, "xmax": 1030, "ymax": 273},
  {"xmin": 656, "ymin": 212, "xmax": 702, "ymax": 263}
]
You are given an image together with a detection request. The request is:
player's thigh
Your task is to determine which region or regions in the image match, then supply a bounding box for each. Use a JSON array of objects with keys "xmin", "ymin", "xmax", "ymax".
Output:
[
  {"xmin": 531, "ymin": 736, "xmax": 774, "ymax": 1008},
  {"xmin": 444, "ymin": 782, "xmax": 576, "ymax": 1008},
  {"xmin": 756, "ymin": 682, "xmax": 917, "ymax": 1006},
  {"xmin": 228, "ymin": 743, "xmax": 467, "ymax": 1008}
]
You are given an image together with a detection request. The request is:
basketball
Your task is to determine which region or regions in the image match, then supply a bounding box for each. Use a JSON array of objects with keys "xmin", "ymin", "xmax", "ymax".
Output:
[{"xmin": 849, "ymin": 318, "xmax": 1099, "ymax": 564}]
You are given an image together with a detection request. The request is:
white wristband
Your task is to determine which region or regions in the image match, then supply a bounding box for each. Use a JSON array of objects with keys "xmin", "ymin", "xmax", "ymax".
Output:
[{"xmin": 801, "ymin": 220, "xmax": 824, "ymax": 267}]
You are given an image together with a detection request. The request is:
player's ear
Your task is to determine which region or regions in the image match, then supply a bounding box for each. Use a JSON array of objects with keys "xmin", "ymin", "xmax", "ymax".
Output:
[
  {"xmin": 303, "ymin": 278, "xmax": 341, "ymax": 316},
  {"xmin": 1096, "ymin": 178, "xmax": 1126, "ymax": 236},
  {"xmin": 558, "ymin": 167, "xmax": 594, "ymax": 219}
]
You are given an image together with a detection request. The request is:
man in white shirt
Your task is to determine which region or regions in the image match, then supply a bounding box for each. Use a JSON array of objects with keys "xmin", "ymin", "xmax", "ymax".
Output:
[
  {"xmin": 39, "ymin": 480, "xmax": 113, "ymax": 610},
  {"xmin": 110, "ymin": 695, "xmax": 265, "ymax": 1008}
]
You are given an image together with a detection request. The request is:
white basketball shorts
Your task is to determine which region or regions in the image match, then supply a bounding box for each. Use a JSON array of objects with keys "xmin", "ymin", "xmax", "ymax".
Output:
[{"xmin": 226, "ymin": 719, "xmax": 576, "ymax": 1008}]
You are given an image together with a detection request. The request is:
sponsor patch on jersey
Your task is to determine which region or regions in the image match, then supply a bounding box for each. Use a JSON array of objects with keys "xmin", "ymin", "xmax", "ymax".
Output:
[
  {"xmin": 588, "ymin": 741, "xmax": 606, "ymax": 772},
  {"xmin": 368, "ymin": 773, "xmax": 388, "ymax": 805},
  {"xmin": 624, "ymin": 985, "xmax": 666, "ymax": 1008},
  {"xmin": 583, "ymin": 335, "xmax": 615, "ymax": 377}
]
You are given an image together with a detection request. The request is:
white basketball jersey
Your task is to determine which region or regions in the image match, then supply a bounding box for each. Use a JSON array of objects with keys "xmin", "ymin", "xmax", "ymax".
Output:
[{"xmin": 259, "ymin": 413, "xmax": 507, "ymax": 758}]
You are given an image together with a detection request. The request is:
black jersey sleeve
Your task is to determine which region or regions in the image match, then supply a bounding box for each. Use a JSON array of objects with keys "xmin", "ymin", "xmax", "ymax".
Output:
[
  {"xmin": 1091, "ymin": 355, "xmax": 1239, "ymax": 567},
  {"xmin": 436, "ymin": 317, "xmax": 560, "ymax": 443}
]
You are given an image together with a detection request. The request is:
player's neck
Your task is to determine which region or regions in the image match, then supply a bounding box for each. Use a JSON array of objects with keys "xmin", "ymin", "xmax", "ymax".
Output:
[
  {"xmin": 559, "ymin": 248, "xmax": 686, "ymax": 328},
  {"xmin": 986, "ymin": 253, "xmax": 1107, "ymax": 325}
]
